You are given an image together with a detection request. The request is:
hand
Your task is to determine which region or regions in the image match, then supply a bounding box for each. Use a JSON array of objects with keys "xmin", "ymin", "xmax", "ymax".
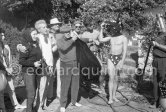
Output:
[
  {"xmin": 34, "ymin": 61, "xmax": 41, "ymax": 67},
  {"xmin": 71, "ymin": 33, "xmax": 78, "ymax": 41},
  {"xmin": 6, "ymin": 67, "xmax": 13, "ymax": 75},
  {"xmin": 101, "ymin": 22, "xmax": 105, "ymax": 29},
  {"xmin": 19, "ymin": 45, "xmax": 27, "ymax": 53},
  {"xmin": 116, "ymin": 60, "xmax": 123, "ymax": 70},
  {"xmin": 48, "ymin": 66, "xmax": 53, "ymax": 76},
  {"xmin": 70, "ymin": 31, "xmax": 78, "ymax": 41},
  {"xmin": 151, "ymin": 41, "xmax": 159, "ymax": 47},
  {"xmin": 89, "ymin": 38, "xmax": 93, "ymax": 42},
  {"xmin": 94, "ymin": 40, "xmax": 100, "ymax": 45}
]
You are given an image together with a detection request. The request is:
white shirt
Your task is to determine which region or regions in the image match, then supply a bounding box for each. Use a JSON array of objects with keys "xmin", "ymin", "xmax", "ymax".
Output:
[{"xmin": 37, "ymin": 33, "xmax": 54, "ymax": 66}]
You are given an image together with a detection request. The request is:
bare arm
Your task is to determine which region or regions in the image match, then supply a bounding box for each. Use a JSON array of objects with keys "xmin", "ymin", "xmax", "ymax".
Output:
[
  {"xmin": 121, "ymin": 36, "xmax": 128, "ymax": 63},
  {"xmin": 99, "ymin": 29, "xmax": 111, "ymax": 42},
  {"xmin": 154, "ymin": 41, "xmax": 166, "ymax": 51}
]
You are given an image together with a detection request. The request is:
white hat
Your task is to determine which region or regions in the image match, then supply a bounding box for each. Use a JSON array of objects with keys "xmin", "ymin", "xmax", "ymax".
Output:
[{"xmin": 50, "ymin": 18, "xmax": 62, "ymax": 25}]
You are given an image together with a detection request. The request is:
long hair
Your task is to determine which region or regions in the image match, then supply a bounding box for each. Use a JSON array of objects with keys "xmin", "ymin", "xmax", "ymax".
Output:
[
  {"xmin": 105, "ymin": 22, "xmax": 122, "ymax": 37},
  {"xmin": 0, "ymin": 28, "xmax": 4, "ymax": 49},
  {"xmin": 22, "ymin": 28, "xmax": 37, "ymax": 51},
  {"xmin": 0, "ymin": 35, "xmax": 4, "ymax": 64}
]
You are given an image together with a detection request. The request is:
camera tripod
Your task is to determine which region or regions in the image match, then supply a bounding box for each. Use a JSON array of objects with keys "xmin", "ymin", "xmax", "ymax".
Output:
[{"xmin": 137, "ymin": 44, "xmax": 153, "ymax": 93}]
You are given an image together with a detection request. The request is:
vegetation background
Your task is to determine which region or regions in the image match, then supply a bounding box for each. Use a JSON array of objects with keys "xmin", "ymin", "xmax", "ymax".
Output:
[{"xmin": 0, "ymin": 0, "xmax": 166, "ymax": 86}]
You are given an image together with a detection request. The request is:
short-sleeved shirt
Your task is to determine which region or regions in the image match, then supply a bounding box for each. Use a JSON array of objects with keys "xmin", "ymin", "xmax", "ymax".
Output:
[
  {"xmin": 153, "ymin": 34, "xmax": 166, "ymax": 57},
  {"xmin": 153, "ymin": 33, "xmax": 166, "ymax": 81}
]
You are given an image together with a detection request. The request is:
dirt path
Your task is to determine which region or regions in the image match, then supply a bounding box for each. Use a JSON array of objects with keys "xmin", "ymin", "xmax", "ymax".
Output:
[{"xmin": 5, "ymin": 85, "xmax": 159, "ymax": 112}]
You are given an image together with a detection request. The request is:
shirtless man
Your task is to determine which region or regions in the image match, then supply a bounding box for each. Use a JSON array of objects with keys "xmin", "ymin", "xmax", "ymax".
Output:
[{"xmin": 99, "ymin": 22, "xmax": 127, "ymax": 104}]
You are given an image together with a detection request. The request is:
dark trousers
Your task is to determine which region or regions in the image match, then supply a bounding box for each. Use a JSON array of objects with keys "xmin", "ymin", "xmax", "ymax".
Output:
[
  {"xmin": 24, "ymin": 72, "xmax": 36, "ymax": 112},
  {"xmin": 0, "ymin": 91, "xmax": 5, "ymax": 112},
  {"xmin": 152, "ymin": 57, "xmax": 166, "ymax": 103},
  {"xmin": 153, "ymin": 73, "xmax": 159, "ymax": 102},
  {"xmin": 60, "ymin": 61, "xmax": 80, "ymax": 107}
]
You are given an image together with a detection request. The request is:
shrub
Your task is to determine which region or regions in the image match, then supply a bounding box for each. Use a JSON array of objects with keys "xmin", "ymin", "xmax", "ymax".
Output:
[
  {"xmin": 0, "ymin": 19, "xmax": 24, "ymax": 87},
  {"xmin": 0, "ymin": 20, "xmax": 23, "ymax": 55}
]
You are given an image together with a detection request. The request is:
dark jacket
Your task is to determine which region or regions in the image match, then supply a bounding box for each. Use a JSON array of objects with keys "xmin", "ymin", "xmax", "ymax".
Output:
[
  {"xmin": 19, "ymin": 29, "xmax": 42, "ymax": 73},
  {"xmin": 19, "ymin": 43, "xmax": 42, "ymax": 73}
]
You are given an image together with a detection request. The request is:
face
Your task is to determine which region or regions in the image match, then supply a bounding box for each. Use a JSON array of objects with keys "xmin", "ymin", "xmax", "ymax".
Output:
[
  {"xmin": 31, "ymin": 30, "xmax": 37, "ymax": 41},
  {"xmin": 37, "ymin": 23, "xmax": 48, "ymax": 35},
  {"xmin": 75, "ymin": 23, "xmax": 81, "ymax": 33},
  {"xmin": 51, "ymin": 24, "xmax": 60, "ymax": 32},
  {"xmin": 86, "ymin": 24, "xmax": 94, "ymax": 31},
  {"xmin": 1, "ymin": 33, "xmax": 5, "ymax": 40}
]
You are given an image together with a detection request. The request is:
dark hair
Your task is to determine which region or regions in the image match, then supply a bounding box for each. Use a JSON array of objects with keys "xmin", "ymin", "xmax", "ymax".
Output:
[
  {"xmin": 105, "ymin": 22, "xmax": 121, "ymax": 37},
  {"xmin": 83, "ymin": 16, "xmax": 93, "ymax": 27},
  {"xmin": 22, "ymin": 28, "xmax": 37, "ymax": 51},
  {"xmin": 0, "ymin": 28, "xmax": 4, "ymax": 49},
  {"xmin": 22, "ymin": 28, "xmax": 35, "ymax": 43},
  {"xmin": 0, "ymin": 28, "xmax": 4, "ymax": 34},
  {"xmin": 0, "ymin": 32, "xmax": 4, "ymax": 50}
]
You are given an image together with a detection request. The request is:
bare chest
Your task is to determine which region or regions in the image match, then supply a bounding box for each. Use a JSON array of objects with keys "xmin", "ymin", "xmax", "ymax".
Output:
[{"xmin": 110, "ymin": 36, "xmax": 123, "ymax": 45}]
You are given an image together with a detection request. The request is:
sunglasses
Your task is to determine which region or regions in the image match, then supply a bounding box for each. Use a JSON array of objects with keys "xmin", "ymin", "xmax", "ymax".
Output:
[{"xmin": 75, "ymin": 26, "xmax": 81, "ymax": 28}]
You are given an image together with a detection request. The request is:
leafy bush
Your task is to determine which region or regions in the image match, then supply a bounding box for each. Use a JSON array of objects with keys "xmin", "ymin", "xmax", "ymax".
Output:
[
  {"xmin": 0, "ymin": 20, "xmax": 23, "ymax": 55},
  {"xmin": 0, "ymin": 19, "xmax": 24, "ymax": 87},
  {"xmin": 79, "ymin": 0, "xmax": 166, "ymax": 34}
]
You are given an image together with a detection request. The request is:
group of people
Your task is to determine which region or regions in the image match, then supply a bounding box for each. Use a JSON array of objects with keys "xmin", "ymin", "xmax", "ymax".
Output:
[{"xmin": 0, "ymin": 17, "xmax": 128, "ymax": 112}]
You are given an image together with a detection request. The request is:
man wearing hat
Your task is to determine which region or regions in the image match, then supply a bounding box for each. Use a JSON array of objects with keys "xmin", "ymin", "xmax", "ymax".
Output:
[
  {"xmin": 52, "ymin": 19, "xmax": 82, "ymax": 112},
  {"xmin": 47, "ymin": 17, "xmax": 63, "ymax": 102},
  {"xmin": 48, "ymin": 18, "xmax": 78, "ymax": 103}
]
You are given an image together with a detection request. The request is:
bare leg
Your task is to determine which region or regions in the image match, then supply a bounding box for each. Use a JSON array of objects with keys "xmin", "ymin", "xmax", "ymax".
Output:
[
  {"xmin": 96, "ymin": 54, "xmax": 106, "ymax": 93},
  {"xmin": 6, "ymin": 77, "xmax": 26, "ymax": 109},
  {"xmin": 112, "ymin": 69, "xmax": 119, "ymax": 101},
  {"xmin": 6, "ymin": 77, "xmax": 19, "ymax": 106},
  {"xmin": 99, "ymin": 65, "xmax": 106, "ymax": 94},
  {"xmin": 107, "ymin": 59, "xmax": 115, "ymax": 104},
  {"xmin": 160, "ymin": 98, "xmax": 166, "ymax": 111}
]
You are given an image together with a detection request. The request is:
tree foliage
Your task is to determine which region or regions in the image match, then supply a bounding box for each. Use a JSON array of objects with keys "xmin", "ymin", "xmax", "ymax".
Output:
[
  {"xmin": 79, "ymin": 0, "xmax": 166, "ymax": 34},
  {"xmin": 0, "ymin": 0, "xmax": 166, "ymax": 54},
  {"xmin": 1, "ymin": 0, "xmax": 166, "ymax": 31},
  {"xmin": 0, "ymin": 20, "xmax": 22, "ymax": 55},
  {"xmin": 0, "ymin": 0, "xmax": 85, "ymax": 27}
]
